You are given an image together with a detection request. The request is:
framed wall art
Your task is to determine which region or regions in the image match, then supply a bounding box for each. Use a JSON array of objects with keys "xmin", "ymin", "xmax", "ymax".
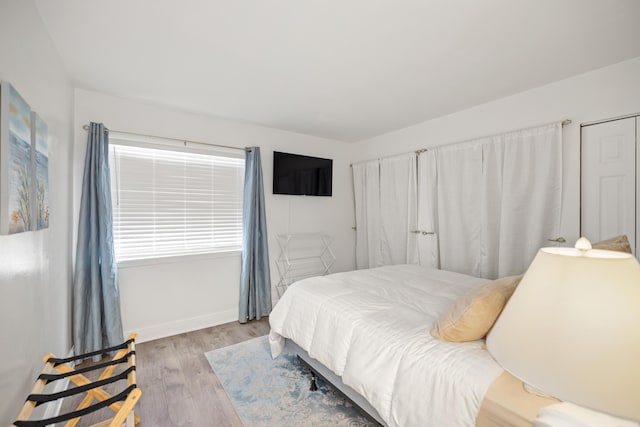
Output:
[
  {"xmin": 31, "ymin": 111, "xmax": 49, "ymax": 230},
  {"xmin": 0, "ymin": 81, "xmax": 33, "ymax": 234}
]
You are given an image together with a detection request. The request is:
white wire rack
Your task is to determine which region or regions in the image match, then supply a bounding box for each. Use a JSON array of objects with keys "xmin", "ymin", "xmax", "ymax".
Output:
[{"xmin": 275, "ymin": 233, "xmax": 336, "ymax": 298}]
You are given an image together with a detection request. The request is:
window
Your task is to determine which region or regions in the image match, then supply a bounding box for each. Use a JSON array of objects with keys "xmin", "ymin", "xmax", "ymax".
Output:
[{"xmin": 108, "ymin": 137, "xmax": 244, "ymax": 262}]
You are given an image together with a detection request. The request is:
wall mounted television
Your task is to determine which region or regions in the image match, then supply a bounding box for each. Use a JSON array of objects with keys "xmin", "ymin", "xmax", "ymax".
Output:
[{"xmin": 273, "ymin": 151, "xmax": 333, "ymax": 196}]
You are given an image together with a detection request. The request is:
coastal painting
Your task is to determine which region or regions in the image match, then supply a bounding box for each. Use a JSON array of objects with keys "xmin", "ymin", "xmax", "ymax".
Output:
[
  {"xmin": 31, "ymin": 112, "xmax": 49, "ymax": 229},
  {"xmin": 1, "ymin": 82, "xmax": 33, "ymax": 234}
]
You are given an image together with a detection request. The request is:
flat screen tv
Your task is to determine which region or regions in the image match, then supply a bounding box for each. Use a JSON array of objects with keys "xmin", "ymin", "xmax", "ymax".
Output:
[{"xmin": 273, "ymin": 151, "xmax": 333, "ymax": 196}]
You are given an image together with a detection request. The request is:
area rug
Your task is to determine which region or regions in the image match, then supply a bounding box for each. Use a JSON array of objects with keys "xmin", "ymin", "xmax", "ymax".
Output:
[{"xmin": 205, "ymin": 336, "xmax": 379, "ymax": 426}]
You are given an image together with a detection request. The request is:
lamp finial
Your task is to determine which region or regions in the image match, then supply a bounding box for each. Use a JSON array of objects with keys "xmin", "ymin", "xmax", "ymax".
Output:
[{"xmin": 574, "ymin": 237, "xmax": 592, "ymax": 253}]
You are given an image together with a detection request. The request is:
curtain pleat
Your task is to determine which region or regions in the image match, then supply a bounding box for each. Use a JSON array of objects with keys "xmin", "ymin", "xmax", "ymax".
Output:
[
  {"xmin": 73, "ymin": 122, "xmax": 123, "ymax": 358},
  {"xmin": 239, "ymin": 147, "xmax": 272, "ymax": 322}
]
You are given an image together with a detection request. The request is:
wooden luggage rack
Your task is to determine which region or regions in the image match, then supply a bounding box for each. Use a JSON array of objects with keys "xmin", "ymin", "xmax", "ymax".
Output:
[{"xmin": 10, "ymin": 334, "xmax": 141, "ymax": 427}]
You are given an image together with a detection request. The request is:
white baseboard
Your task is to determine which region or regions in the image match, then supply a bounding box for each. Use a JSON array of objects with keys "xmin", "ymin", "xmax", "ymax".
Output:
[
  {"xmin": 37, "ymin": 347, "xmax": 73, "ymax": 421},
  {"xmin": 125, "ymin": 309, "xmax": 239, "ymax": 343},
  {"xmin": 40, "ymin": 377, "xmax": 69, "ymax": 420}
]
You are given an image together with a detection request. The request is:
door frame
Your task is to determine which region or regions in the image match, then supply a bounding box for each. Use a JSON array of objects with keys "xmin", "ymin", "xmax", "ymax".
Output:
[{"xmin": 580, "ymin": 112, "xmax": 640, "ymax": 253}]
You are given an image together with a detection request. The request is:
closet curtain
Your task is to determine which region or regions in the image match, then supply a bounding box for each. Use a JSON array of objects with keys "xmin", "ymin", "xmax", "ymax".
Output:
[
  {"xmin": 352, "ymin": 160, "xmax": 381, "ymax": 269},
  {"xmin": 379, "ymin": 154, "xmax": 418, "ymax": 265},
  {"xmin": 416, "ymin": 150, "xmax": 439, "ymax": 268},
  {"xmin": 436, "ymin": 123, "xmax": 562, "ymax": 278},
  {"xmin": 73, "ymin": 122, "xmax": 123, "ymax": 357},
  {"xmin": 483, "ymin": 123, "xmax": 562, "ymax": 277},
  {"xmin": 352, "ymin": 122, "xmax": 562, "ymax": 279},
  {"xmin": 436, "ymin": 142, "xmax": 484, "ymax": 276},
  {"xmin": 352, "ymin": 154, "xmax": 418, "ymax": 268},
  {"xmin": 239, "ymin": 147, "xmax": 272, "ymax": 323}
]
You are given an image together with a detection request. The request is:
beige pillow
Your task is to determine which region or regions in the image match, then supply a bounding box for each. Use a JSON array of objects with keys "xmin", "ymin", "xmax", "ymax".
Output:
[
  {"xmin": 592, "ymin": 235, "xmax": 632, "ymax": 253},
  {"xmin": 431, "ymin": 275, "xmax": 522, "ymax": 342}
]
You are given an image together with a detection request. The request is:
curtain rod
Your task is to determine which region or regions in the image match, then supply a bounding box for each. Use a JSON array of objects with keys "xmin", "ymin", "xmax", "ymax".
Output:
[
  {"xmin": 82, "ymin": 124, "xmax": 249, "ymax": 152},
  {"xmin": 350, "ymin": 119, "xmax": 571, "ymax": 167},
  {"xmin": 349, "ymin": 148, "xmax": 427, "ymax": 167}
]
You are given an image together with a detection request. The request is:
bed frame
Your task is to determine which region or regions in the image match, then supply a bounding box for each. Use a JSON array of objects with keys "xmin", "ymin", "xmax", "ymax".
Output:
[{"xmin": 285, "ymin": 339, "xmax": 387, "ymax": 426}]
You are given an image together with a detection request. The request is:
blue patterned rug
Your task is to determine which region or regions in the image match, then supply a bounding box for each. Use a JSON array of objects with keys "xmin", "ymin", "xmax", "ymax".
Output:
[{"xmin": 205, "ymin": 336, "xmax": 379, "ymax": 426}]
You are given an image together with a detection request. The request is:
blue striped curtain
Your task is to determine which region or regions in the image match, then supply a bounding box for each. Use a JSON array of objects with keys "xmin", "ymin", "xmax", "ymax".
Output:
[
  {"xmin": 239, "ymin": 147, "xmax": 272, "ymax": 322},
  {"xmin": 73, "ymin": 122, "xmax": 123, "ymax": 358}
]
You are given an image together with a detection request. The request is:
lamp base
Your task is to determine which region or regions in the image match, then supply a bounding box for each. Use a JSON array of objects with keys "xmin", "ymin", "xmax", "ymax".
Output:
[{"xmin": 524, "ymin": 383, "xmax": 555, "ymax": 398}]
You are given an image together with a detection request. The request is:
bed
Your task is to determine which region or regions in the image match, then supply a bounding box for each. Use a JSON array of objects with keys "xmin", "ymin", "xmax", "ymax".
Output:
[{"xmin": 268, "ymin": 264, "xmax": 557, "ymax": 426}]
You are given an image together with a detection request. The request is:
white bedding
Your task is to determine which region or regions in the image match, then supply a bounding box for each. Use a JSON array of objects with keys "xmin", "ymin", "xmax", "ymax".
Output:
[{"xmin": 269, "ymin": 264, "xmax": 505, "ymax": 427}]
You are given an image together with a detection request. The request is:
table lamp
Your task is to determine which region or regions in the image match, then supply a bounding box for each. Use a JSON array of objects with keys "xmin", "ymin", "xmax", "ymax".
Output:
[{"xmin": 486, "ymin": 237, "xmax": 640, "ymax": 421}]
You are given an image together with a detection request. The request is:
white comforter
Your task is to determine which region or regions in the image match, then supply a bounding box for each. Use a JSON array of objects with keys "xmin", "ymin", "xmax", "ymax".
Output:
[{"xmin": 269, "ymin": 264, "xmax": 505, "ymax": 427}]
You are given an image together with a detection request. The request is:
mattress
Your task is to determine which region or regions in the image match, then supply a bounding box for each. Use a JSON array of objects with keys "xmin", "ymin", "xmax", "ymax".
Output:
[{"xmin": 269, "ymin": 264, "xmax": 507, "ymax": 427}]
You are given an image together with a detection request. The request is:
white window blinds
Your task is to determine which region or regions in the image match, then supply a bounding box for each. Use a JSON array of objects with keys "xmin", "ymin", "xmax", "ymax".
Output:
[{"xmin": 108, "ymin": 140, "xmax": 245, "ymax": 262}]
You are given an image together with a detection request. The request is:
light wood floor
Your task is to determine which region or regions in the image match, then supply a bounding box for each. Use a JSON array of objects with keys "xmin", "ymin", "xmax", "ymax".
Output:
[{"xmin": 58, "ymin": 318, "xmax": 270, "ymax": 427}]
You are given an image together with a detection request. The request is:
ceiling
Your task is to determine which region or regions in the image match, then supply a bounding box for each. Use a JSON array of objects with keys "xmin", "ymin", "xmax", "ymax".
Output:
[{"xmin": 35, "ymin": 0, "xmax": 640, "ymax": 142}]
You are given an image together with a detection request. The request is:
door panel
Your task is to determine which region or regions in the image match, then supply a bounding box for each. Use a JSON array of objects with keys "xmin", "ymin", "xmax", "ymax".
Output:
[{"xmin": 581, "ymin": 117, "xmax": 636, "ymax": 253}]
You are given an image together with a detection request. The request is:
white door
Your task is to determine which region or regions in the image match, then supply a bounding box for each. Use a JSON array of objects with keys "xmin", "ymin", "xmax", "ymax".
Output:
[{"xmin": 581, "ymin": 117, "xmax": 636, "ymax": 253}]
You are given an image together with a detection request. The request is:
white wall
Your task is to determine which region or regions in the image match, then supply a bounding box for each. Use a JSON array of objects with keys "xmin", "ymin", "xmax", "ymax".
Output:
[
  {"xmin": 73, "ymin": 89, "xmax": 356, "ymax": 342},
  {"xmin": 354, "ymin": 57, "xmax": 640, "ymax": 245},
  {"xmin": 0, "ymin": 1, "xmax": 73, "ymax": 424}
]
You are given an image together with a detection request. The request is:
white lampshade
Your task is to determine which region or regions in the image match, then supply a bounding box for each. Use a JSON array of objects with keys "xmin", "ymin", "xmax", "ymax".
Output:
[{"xmin": 486, "ymin": 242, "xmax": 640, "ymax": 421}]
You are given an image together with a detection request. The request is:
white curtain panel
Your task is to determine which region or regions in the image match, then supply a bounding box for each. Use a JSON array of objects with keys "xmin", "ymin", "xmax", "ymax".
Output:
[
  {"xmin": 417, "ymin": 150, "xmax": 439, "ymax": 268},
  {"xmin": 480, "ymin": 137, "xmax": 504, "ymax": 278},
  {"xmin": 436, "ymin": 142, "xmax": 484, "ymax": 276},
  {"xmin": 485, "ymin": 122, "xmax": 563, "ymax": 277},
  {"xmin": 379, "ymin": 154, "xmax": 418, "ymax": 265},
  {"xmin": 437, "ymin": 123, "xmax": 562, "ymax": 279},
  {"xmin": 352, "ymin": 160, "xmax": 382, "ymax": 269},
  {"xmin": 353, "ymin": 123, "xmax": 561, "ymax": 278}
]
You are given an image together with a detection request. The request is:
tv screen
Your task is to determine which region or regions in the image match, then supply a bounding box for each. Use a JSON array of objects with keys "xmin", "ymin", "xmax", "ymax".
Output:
[{"xmin": 273, "ymin": 151, "xmax": 333, "ymax": 196}]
